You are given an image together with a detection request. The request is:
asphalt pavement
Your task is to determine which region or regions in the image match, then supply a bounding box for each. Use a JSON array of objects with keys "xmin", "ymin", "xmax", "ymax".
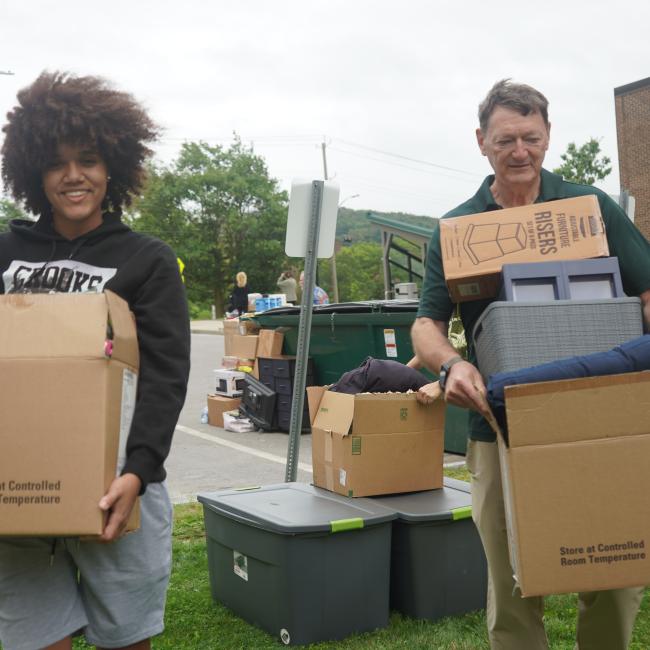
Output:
[{"xmin": 164, "ymin": 322, "xmax": 465, "ymax": 504}]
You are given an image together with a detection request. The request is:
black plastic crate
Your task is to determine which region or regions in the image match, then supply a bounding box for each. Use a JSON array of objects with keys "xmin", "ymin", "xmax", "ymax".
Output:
[
  {"xmin": 272, "ymin": 356, "xmax": 315, "ymax": 379},
  {"xmin": 257, "ymin": 357, "xmax": 275, "ymax": 381},
  {"xmin": 240, "ymin": 374, "xmax": 277, "ymax": 430},
  {"xmin": 277, "ymin": 393, "xmax": 309, "ymax": 413},
  {"xmin": 277, "ymin": 408, "xmax": 310, "ymax": 433}
]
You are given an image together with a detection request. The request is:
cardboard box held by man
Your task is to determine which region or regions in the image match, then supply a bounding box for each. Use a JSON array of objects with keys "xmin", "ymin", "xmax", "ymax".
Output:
[{"xmin": 496, "ymin": 372, "xmax": 650, "ymax": 597}]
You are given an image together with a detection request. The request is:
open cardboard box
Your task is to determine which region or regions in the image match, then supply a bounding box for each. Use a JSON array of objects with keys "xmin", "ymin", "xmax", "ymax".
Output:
[
  {"xmin": 307, "ymin": 386, "xmax": 445, "ymax": 497},
  {"xmin": 0, "ymin": 291, "xmax": 140, "ymax": 536},
  {"xmin": 495, "ymin": 371, "xmax": 650, "ymax": 597},
  {"xmin": 440, "ymin": 195, "xmax": 609, "ymax": 302}
]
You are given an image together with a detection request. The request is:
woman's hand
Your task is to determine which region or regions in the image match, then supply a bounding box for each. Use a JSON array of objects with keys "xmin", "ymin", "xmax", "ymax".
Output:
[{"xmin": 98, "ymin": 473, "xmax": 142, "ymax": 542}]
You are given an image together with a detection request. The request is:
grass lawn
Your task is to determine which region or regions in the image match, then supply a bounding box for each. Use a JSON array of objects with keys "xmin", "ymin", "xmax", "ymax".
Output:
[{"xmin": 74, "ymin": 466, "xmax": 650, "ymax": 649}]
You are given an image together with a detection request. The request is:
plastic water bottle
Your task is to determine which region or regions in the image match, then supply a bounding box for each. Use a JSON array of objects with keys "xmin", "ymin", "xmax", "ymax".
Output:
[{"xmin": 200, "ymin": 406, "xmax": 209, "ymax": 424}]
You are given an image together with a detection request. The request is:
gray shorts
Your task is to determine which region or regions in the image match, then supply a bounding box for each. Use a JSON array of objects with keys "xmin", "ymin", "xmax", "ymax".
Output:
[{"xmin": 0, "ymin": 482, "xmax": 173, "ymax": 650}]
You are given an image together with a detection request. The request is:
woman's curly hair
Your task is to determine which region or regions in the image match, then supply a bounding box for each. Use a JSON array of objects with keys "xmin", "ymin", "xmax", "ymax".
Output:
[{"xmin": 1, "ymin": 71, "xmax": 159, "ymax": 217}]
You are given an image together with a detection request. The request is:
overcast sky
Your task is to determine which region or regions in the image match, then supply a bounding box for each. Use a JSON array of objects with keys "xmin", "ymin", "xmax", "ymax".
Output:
[{"xmin": 1, "ymin": 0, "xmax": 648, "ymax": 218}]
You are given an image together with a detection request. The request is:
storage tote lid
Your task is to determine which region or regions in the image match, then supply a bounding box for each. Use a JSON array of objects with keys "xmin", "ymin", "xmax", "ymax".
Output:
[
  {"xmin": 370, "ymin": 478, "xmax": 473, "ymax": 523},
  {"xmin": 198, "ymin": 482, "xmax": 396, "ymax": 534}
]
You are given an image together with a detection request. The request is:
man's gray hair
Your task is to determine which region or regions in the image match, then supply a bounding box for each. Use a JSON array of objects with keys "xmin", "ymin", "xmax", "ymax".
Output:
[{"xmin": 478, "ymin": 79, "xmax": 549, "ymax": 132}]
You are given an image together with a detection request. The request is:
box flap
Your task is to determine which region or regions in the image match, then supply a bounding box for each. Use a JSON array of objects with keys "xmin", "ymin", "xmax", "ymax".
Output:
[
  {"xmin": 306, "ymin": 386, "xmax": 327, "ymax": 425},
  {"xmin": 0, "ymin": 292, "xmax": 109, "ymax": 359},
  {"xmin": 350, "ymin": 393, "xmax": 444, "ymax": 435},
  {"xmin": 104, "ymin": 290, "xmax": 139, "ymax": 368},
  {"xmin": 505, "ymin": 371, "xmax": 650, "ymax": 448},
  {"xmin": 313, "ymin": 390, "xmax": 354, "ymax": 435},
  {"xmin": 311, "ymin": 390, "xmax": 445, "ymax": 436}
]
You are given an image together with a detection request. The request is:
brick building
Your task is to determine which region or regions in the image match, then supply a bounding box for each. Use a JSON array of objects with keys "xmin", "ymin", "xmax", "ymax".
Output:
[{"xmin": 614, "ymin": 77, "xmax": 650, "ymax": 239}]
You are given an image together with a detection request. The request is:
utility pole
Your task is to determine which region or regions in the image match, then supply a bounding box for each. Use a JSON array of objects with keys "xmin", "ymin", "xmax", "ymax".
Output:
[{"xmin": 322, "ymin": 140, "xmax": 339, "ymax": 303}]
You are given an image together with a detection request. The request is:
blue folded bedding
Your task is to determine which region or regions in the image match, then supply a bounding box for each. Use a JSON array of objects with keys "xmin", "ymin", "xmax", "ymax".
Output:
[{"xmin": 487, "ymin": 335, "xmax": 650, "ymax": 440}]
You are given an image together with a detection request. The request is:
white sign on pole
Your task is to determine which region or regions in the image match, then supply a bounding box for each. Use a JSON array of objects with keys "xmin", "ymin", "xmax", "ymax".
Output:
[{"xmin": 285, "ymin": 179, "xmax": 340, "ymax": 258}]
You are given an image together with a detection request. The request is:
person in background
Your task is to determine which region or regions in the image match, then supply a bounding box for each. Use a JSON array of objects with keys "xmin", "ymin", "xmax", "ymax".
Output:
[
  {"xmin": 299, "ymin": 270, "xmax": 329, "ymax": 305},
  {"xmin": 276, "ymin": 269, "xmax": 297, "ymax": 305},
  {"xmin": 0, "ymin": 71, "xmax": 190, "ymax": 650},
  {"xmin": 412, "ymin": 78, "xmax": 650, "ymax": 650},
  {"xmin": 229, "ymin": 270, "xmax": 249, "ymax": 315}
]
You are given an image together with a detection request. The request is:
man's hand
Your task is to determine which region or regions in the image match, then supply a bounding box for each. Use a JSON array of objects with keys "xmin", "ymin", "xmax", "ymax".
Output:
[
  {"xmin": 411, "ymin": 316, "xmax": 492, "ymax": 417},
  {"xmin": 442, "ymin": 360, "xmax": 491, "ymax": 417},
  {"xmin": 98, "ymin": 473, "xmax": 141, "ymax": 542}
]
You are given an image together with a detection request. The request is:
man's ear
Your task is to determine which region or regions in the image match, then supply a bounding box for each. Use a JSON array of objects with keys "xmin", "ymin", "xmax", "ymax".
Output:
[
  {"xmin": 476, "ymin": 128, "xmax": 487, "ymax": 156},
  {"xmin": 545, "ymin": 122, "xmax": 551, "ymax": 150}
]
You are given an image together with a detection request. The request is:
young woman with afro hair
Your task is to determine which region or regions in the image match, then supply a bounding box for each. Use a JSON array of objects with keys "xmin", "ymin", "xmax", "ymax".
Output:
[{"xmin": 0, "ymin": 71, "xmax": 190, "ymax": 650}]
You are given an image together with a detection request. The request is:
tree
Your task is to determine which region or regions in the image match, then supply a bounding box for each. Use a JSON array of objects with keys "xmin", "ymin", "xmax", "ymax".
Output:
[
  {"xmin": 129, "ymin": 139, "xmax": 289, "ymax": 314},
  {"xmin": 553, "ymin": 138, "xmax": 612, "ymax": 185},
  {"xmin": 0, "ymin": 198, "xmax": 30, "ymax": 232},
  {"xmin": 319, "ymin": 242, "xmax": 394, "ymax": 301}
]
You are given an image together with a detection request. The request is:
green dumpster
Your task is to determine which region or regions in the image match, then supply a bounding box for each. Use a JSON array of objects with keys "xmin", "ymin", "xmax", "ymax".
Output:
[{"xmin": 250, "ymin": 301, "xmax": 469, "ymax": 455}]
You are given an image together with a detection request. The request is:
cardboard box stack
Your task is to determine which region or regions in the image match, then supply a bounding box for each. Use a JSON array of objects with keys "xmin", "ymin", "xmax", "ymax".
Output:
[
  {"xmin": 223, "ymin": 317, "xmax": 259, "ymax": 359},
  {"xmin": 442, "ymin": 196, "xmax": 650, "ymax": 596},
  {"xmin": 206, "ymin": 323, "xmax": 286, "ymax": 430},
  {"xmin": 0, "ymin": 291, "xmax": 140, "ymax": 536}
]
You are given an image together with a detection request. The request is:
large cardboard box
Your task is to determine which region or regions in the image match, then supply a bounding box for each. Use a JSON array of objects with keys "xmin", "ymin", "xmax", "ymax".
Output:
[
  {"xmin": 223, "ymin": 318, "xmax": 241, "ymax": 335},
  {"xmin": 0, "ymin": 291, "xmax": 140, "ymax": 536},
  {"xmin": 308, "ymin": 387, "xmax": 445, "ymax": 497},
  {"xmin": 223, "ymin": 319, "xmax": 259, "ymax": 356},
  {"xmin": 252, "ymin": 329, "xmax": 285, "ymax": 378},
  {"xmin": 207, "ymin": 394, "xmax": 241, "ymax": 428},
  {"xmin": 440, "ymin": 195, "xmax": 609, "ymax": 302},
  {"xmin": 226, "ymin": 334, "xmax": 259, "ymax": 358},
  {"xmin": 256, "ymin": 328, "xmax": 284, "ymax": 358},
  {"xmin": 498, "ymin": 371, "xmax": 650, "ymax": 597}
]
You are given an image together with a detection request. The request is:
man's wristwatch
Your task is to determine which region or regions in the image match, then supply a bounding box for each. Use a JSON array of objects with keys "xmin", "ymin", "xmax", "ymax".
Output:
[{"xmin": 438, "ymin": 355, "xmax": 463, "ymax": 391}]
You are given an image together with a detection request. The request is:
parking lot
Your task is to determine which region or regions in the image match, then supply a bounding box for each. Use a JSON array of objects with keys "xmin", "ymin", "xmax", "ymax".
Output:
[{"xmin": 166, "ymin": 328, "xmax": 464, "ymax": 504}]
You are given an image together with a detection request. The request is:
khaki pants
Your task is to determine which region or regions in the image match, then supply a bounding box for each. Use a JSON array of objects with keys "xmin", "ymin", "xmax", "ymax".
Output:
[{"xmin": 466, "ymin": 439, "xmax": 644, "ymax": 650}]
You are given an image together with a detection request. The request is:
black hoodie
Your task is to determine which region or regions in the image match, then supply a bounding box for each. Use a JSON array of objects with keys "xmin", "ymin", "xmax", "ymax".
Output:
[{"xmin": 0, "ymin": 213, "xmax": 191, "ymax": 492}]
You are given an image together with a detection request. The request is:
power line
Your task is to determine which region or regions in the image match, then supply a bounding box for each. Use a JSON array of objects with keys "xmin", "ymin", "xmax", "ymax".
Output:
[
  {"xmin": 328, "ymin": 145, "xmax": 479, "ymax": 184},
  {"xmin": 157, "ymin": 133, "xmax": 482, "ymax": 179},
  {"xmin": 159, "ymin": 134, "xmax": 322, "ymax": 144},
  {"xmin": 332, "ymin": 137, "xmax": 482, "ymax": 177}
]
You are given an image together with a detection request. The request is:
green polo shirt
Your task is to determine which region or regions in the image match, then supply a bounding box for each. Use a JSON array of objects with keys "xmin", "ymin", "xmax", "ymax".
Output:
[{"xmin": 417, "ymin": 167, "xmax": 650, "ymax": 442}]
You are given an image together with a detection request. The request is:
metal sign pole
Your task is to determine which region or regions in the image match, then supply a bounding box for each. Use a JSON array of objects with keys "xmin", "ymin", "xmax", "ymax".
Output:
[{"xmin": 285, "ymin": 181, "xmax": 323, "ymax": 482}]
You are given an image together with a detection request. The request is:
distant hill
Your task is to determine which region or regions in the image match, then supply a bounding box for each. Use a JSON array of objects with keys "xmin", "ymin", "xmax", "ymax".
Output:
[{"xmin": 336, "ymin": 208, "xmax": 436, "ymax": 245}]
